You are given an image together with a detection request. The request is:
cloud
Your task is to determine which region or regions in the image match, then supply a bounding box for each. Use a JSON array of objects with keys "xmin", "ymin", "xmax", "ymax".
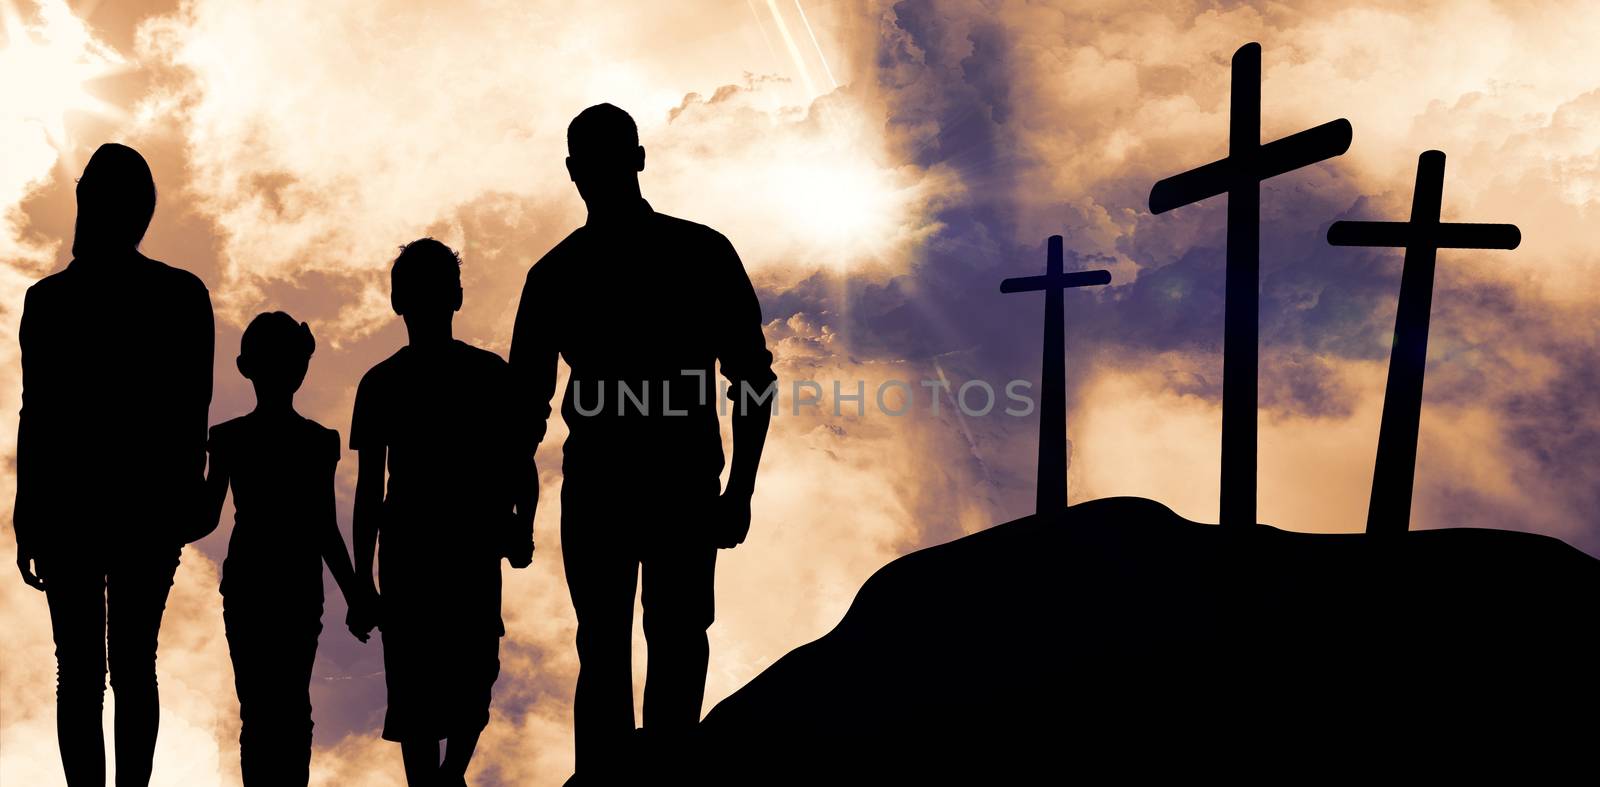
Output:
[
  {"xmin": 5, "ymin": 1, "xmax": 982, "ymax": 785},
  {"xmin": 132, "ymin": 0, "xmax": 954, "ymax": 345},
  {"xmin": 856, "ymin": 0, "xmax": 1600, "ymax": 545},
  {"xmin": 6, "ymin": 1, "xmax": 1600, "ymax": 785}
]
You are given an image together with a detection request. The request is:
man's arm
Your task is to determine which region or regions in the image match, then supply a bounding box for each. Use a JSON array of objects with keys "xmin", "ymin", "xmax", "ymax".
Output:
[
  {"xmin": 509, "ymin": 261, "xmax": 561, "ymax": 455},
  {"xmin": 501, "ymin": 359, "xmax": 537, "ymax": 569},
  {"xmin": 714, "ymin": 234, "xmax": 776, "ymax": 547},
  {"xmin": 507, "ymin": 257, "xmax": 560, "ymax": 555},
  {"xmin": 505, "ymin": 450, "xmax": 537, "ymax": 569}
]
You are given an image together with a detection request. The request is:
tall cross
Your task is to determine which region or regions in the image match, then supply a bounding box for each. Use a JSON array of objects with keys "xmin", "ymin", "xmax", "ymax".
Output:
[
  {"xmin": 1001, "ymin": 235, "xmax": 1110, "ymax": 516},
  {"xmin": 1148, "ymin": 42, "xmax": 1353, "ymax": 528},
  {"xmin": 1327, "ymin": 150, "xmax": 1520, "ymax": 535}
]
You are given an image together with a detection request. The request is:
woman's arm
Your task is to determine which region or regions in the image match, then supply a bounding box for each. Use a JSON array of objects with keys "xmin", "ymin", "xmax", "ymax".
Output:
[
  {"xmin": 190, "ymin": 443, "xmax": 229, "ymax": 544},
  {"xmin": 14, "ymin": 287, "xmax": 44, "ymax": 590}
]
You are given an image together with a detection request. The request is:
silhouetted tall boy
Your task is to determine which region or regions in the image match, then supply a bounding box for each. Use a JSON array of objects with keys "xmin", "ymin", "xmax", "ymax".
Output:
[
  {"xmin": 352, "ymin": 239, "xmax": 536, "ymax": 786},
  {"xmin": 191, "ymin": 312, "xmax": 377, "ymax": 786},
  {"xmin": 511, "ymin": 103, "xmax": 776, "ymax": 779},
  {"xmin": 14, "ymin": 143, "xmax": 214, "ymax": 787}
]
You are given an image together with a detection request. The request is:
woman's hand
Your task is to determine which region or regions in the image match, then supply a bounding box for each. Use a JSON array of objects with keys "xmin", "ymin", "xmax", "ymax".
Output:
[{"xmin": 16, "ymin": 541, "xmax": 45, "ymax": 591}]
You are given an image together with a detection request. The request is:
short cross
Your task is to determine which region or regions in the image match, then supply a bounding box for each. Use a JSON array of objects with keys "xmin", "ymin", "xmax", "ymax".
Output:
[
  {"xmin": 1000, "ymin": 235, "xmax": 1111, "ymax": 516},
  {"xmin": 1327, "ymin": 150, "xmax": 1520, "ymax": 534}
]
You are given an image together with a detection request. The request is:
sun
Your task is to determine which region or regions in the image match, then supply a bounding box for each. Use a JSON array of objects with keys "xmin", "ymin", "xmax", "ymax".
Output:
[{"xmin": 0, "ymin": 0, "xmax": 127, "ymax": 162}]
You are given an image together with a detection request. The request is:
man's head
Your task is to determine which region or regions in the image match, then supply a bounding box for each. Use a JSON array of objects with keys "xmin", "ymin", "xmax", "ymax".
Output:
[
  {"xmin": 237, "ymin": 311, "xmax": 315, "ymax": 398},
  {"xmin": 390, "ymin": 237, "xmax": 463, "ymax": 318},
  {"xmin": 565, "ymin": 103, "xmax": 644, "ymax": 206},
  {"xmin": 72, "ymin": 143, "xmax": 157, "ymax": 258}
]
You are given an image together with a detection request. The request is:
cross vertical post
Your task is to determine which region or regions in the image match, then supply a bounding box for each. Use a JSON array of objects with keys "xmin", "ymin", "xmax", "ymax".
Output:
[
  {"xmin": 1223, "ymin": 43, "xmax": 1262, "ymax": 532},
  {"xmin": 1327, "ymin": 151, "xmax": 1520, "ymax": 534},
  {"xmin": 1148, "ymin": 42, "xmax": 1352, "ymax": 528},
  {"xmin": 1000, "ymin": 235, "xmax": 1110, "ymax": 516},
  {"xmin": 1038, "ymin": 235, "xmax": 1067, "ymax": 514}
]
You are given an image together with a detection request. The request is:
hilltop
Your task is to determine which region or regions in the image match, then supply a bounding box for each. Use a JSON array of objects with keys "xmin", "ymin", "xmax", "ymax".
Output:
[{"xmin": 693, "ymin": 497, "xmax": 1599, "ymax": 781}]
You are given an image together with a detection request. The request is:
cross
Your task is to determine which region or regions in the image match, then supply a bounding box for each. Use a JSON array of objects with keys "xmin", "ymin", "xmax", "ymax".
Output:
[
  {"xmin": 1148, "ymin": 42, "xmax": 1353, "ymax": 528},
  {"xmin": 1326, "ymin": 150, "xmax": 1520, "ymax": 535},
  {"xmin": 1001, "ymin": 234, "xmax": 1111, "ymax": 516}
]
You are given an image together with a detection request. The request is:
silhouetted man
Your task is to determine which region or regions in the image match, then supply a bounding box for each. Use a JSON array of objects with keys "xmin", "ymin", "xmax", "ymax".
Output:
[
  {"xmin": 13, "ymin": 143, "xmax": 215, "ymax": 786},
  {"xmin": 511, "ymin": 103, "xmax": 777, "ymax": 779}
]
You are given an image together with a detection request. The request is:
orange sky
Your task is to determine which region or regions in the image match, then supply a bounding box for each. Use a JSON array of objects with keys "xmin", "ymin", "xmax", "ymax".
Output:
[{"xmin": 4, "ymin": 1, "xmax": 1599, "ymax": 784}]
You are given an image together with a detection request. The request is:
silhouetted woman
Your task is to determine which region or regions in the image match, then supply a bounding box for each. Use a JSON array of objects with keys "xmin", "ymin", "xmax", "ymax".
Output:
[{"xmin": 13, "ymin": 143, "xmax": 215, "ymax": 786}]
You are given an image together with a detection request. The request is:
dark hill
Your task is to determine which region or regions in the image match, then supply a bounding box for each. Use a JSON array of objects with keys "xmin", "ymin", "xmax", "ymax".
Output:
[{"xmin": 693, "ymin": 497, "xmax": 1600, "ymax": 781}]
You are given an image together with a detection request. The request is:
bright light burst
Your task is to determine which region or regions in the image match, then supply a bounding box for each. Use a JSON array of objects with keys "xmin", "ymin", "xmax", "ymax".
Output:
[
  {"xmin": 0, "ymin": 0, "xmax": 126, "ymax": 265},
  {"xmin": 0, "ymin": 0, "xmax": 127, "ymax": 159}
]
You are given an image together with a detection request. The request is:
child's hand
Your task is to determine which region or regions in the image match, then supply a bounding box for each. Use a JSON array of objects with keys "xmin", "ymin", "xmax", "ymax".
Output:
[{"xmin": 346, "ymin": 589, "xmax": 380, "ymax": 642}]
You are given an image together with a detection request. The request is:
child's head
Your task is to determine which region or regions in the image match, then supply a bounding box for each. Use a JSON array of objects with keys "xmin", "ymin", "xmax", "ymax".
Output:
[
  {"xmin": 390, "ymin": 238, "xmax": 463, "ymax": 318},
  {"xmin": 237, "ymin": 311, "xmax": 315, "ymax": 400}
]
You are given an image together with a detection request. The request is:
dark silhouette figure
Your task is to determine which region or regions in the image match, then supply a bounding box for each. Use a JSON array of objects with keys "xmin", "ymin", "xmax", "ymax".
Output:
[
  {"xmin": 696, "ymin": 497, "xmax": 1600, "ymax": 782},
  {"xmin": 1149, "ymin": 42, "xmax": 1352, "ymax": 528},
  {"xmin": 999, "ymin": 235, "xmax": 1109, "ymax": 514},
  {"xmin": 510, "ymin": 103, "xmax": 776, "ymax": 780},
  {"xmin": 12, "ymin": 143, "xmax": 214, "ymax": 786},
  {"xmin": 351, "ymin": 239, "xmax": 535, "ymax": 786},
  {"xmin": 191, "ymin": 312, "xmax": 378, "ymax": 785},
  {"xmin": 1327, "ymin": 151, "xmax": 1520, "ymax": 534}
]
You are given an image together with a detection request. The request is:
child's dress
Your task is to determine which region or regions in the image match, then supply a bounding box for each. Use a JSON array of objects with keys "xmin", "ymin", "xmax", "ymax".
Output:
[{"xmin": 209, "ymin": 411, "xmax": 340, "ymax": 786}]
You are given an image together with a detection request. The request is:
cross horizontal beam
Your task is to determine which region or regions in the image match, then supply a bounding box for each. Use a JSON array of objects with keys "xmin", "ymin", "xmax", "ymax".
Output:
[
  {"xmin": 1149, "ymin": 119, "xmax": 1353, "ymax": 214},
  {"xmin": 1327, "ymin": 221, "xmax": 1520, "ymax": 250},
  {"xmin": 1000, "ymin": 269, "xmax": 1113, "ymax": 294},
  {"xmin": 1000, "ymin": 235, "xmax": 1109, "ymax": 517},
  {"xmin": 1323, "ymin": 149, "xmax": 1522, "ymax": 536}
]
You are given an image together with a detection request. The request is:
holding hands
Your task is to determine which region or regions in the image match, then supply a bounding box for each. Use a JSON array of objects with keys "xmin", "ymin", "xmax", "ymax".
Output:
[{"xmin": 346, "ymin": 584, "xmax": 380, "ymax": 643}]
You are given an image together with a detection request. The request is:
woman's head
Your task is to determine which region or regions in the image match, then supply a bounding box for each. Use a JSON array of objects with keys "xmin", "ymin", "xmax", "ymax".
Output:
[{"xmin": 72, "ymin": 143, "xmax": 156, "ymax": 258}]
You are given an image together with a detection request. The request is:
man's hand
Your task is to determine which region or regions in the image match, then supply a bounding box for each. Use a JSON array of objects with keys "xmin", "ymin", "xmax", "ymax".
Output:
[
  {"xmin": 16, "ymin": 542, "xmax": 45, "ymax": 592},
  {"xmin": 711, "ymin": 490, "xmax": 752, "ymax": 549}
]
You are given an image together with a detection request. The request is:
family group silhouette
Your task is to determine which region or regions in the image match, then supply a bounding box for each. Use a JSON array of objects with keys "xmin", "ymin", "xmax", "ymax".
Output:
[{"xmin": 13, "ymin": 103, "xmax": 776, "ymax": 787}]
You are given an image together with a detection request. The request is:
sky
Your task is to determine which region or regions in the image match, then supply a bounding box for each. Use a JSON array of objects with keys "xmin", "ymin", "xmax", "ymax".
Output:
[{"xmin": 3, "ymin": 0, "xmax": 1599, "ymax": 784}]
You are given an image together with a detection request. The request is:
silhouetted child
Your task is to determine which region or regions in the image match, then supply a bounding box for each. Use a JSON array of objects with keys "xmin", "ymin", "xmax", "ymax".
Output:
[
  {"xmin": 350, "ymin": 238, "xmax": 536, "ymax": 785},
  {"xmin": 191, "ymin": 312, "xmax": 377, "ymax": 786}
]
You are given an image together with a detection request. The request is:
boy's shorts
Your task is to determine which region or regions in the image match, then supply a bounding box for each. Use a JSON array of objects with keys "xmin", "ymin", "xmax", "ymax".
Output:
[
  {"xmin": 376, "ymin": 528, "xmax": 504, "ymax": 742},
  {"xmin": 380, "ymin": 620, "xmax": 500, "ymax": 742}
]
